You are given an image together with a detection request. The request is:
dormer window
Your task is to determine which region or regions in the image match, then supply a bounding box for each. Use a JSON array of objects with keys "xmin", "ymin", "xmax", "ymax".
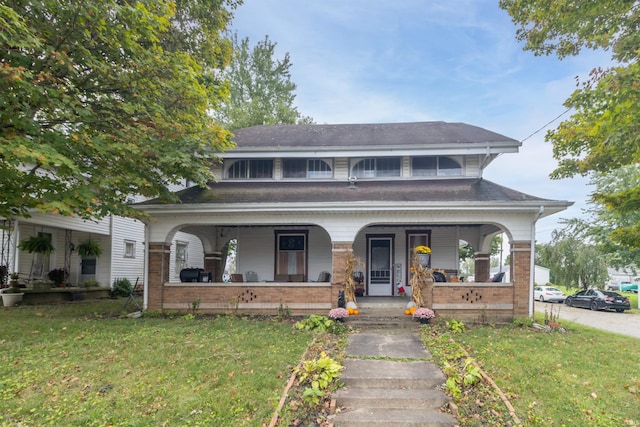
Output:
[
  {"xmin": 283, "ymin": 159, "xmax": 333, "ymax": 179},
  {"xmin": 352, "ymin": 157, "xmax": 401, "ymax": 178},
  {"xmin": 227, "ymin": 159, "xmax": 274, "ymax": 179},
  {"xmin": 412, "ymin": 156, "xmax": 462, "ymax": 176}
]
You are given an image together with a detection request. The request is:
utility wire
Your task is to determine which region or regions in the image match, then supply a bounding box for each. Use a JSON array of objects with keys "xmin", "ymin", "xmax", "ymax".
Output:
[{"xmin": 520, "ymin": 108, "xmax": 572, "ymax": 143}]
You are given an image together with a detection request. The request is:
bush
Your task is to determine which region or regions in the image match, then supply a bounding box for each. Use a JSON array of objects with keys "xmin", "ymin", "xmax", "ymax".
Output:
[{"xmin": 111, "ymin": 277, "xmax": 132, "ymax": 297}]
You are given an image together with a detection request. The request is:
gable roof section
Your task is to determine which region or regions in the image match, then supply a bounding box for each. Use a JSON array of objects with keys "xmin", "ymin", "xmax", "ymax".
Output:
[{"xmin": 226, "ymin": 121, "xmax": 520, "ymax": 154}]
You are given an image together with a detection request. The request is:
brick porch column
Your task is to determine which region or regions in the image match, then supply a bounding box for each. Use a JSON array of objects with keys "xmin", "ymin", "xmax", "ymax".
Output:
[
  {"xmin": 204, "ymin": 251, "xmax": 222, "ymax": 282},
  {"xmin": 147, "ymin": 242, "xmax": 171, "ymax": 311},
  {"xmin": 474, "ymin": 252, "xmax": 490, "ymax": 282},
  {"xmin": 511, "ymin": 241, "xmax": 532, "ymax": 317},
  {"xmin": 332, "ymin": 242, "xmax": 353, "ymax": 307}
]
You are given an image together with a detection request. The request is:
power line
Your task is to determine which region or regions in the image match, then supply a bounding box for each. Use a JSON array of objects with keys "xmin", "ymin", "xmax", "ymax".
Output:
[{"xmin": 520, "ymin": 108, "xmax": 572, "ymax": 143}]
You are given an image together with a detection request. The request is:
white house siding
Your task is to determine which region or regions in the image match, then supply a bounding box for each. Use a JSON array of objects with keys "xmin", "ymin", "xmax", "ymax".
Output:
[
  {"xmin": 110, "ymin": 216, "xmax": 146, "ymax": 287},
  {"xmin": 168, "ymin": 231, "xmax": 205, "ymax": 281},
  {"xmin": 24, "ymin": 212, "xmax": 111, "ymax": 235},
  {"xmin": 232, "ymin": 225, "xmax": 332, "ymax": 282}
]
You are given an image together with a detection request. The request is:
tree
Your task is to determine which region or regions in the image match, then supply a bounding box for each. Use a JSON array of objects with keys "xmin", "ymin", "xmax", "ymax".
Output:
[
  {"xmin": 584, "ymin": 165, "xmax": 640, "ymax": 268},
  {"xmin": 540, "ymin": 220, "xmax": 609, "ymax": 290},
  {"xmin": 0, "ymin": 0, "xmax": 239, "ymax": 221},
  {"xmin": 500, "ymin": 0, "xmax": 640, "ymax": 245},
  {"xmin": 214, "ymin": 33, "xmax": 313, "ymax": 130}
]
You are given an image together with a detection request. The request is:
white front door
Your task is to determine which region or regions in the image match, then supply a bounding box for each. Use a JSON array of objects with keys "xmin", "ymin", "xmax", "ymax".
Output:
[{"xmin": 367, "ymin": 237, "xmax": 393, "ymax": 296}]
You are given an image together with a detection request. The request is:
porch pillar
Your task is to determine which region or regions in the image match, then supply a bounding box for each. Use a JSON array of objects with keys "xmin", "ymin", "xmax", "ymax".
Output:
[
  {"xmin": 474, "ymin": 252, "xmax": 490, "ymax": 282},
  {"xmin": 331, "ymin": 242, "xmax": 353, "ymax": 307},
  {"xmin": 147, "ymin": 242, "xmax": 171, "ymax": 311},
  {"xmin": 510, "ymin": 240, "xmax": 532, "ymax": 317},
  {"xmin": 204, "ymin": 251, "xmax": 222, "ymax": 282}
]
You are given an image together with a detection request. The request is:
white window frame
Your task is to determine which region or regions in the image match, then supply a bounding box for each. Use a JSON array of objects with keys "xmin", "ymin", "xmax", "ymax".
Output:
[{"xmin": 124, "ymin": 240, "xmax": 136, "ymax": 258}]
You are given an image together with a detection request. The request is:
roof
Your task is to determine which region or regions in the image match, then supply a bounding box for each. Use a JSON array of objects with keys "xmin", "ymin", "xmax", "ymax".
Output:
[
  {"xmin": 142, "ymin": 178, "xmax": 557, "ymax": 206},
  {"xmin": 229, "ymin": 121, "xmax": 519, "ymax": 150}
]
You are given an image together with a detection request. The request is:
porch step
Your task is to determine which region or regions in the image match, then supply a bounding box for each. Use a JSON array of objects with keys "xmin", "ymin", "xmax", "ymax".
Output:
[{"xmin": 348, "ymin": 297, "xmax": 418, "ymax": 329}]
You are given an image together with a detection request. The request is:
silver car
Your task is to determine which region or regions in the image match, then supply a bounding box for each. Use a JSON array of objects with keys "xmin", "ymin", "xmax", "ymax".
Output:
[{"xmin": 534, "ymin": 286, "xmax": 566, "ymax": 303}]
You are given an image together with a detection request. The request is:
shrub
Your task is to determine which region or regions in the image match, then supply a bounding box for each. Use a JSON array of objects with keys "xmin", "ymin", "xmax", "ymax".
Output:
[{"xmin": 111, "ymin": 277, "xmax": 132, "ymax": 297}]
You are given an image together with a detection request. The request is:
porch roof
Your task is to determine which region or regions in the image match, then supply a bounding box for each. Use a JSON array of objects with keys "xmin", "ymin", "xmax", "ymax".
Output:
[{"xmin": 141, "ymin": 178, "xmax": 570, "ymax": 212}]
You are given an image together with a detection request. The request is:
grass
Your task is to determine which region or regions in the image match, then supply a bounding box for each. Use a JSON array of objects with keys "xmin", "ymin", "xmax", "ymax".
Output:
[
  {"xmin": 0, "ymin": 299, "xmax": 315, "ymax": 426},
  {"xmin": 423, "ymin": 318, "xmax": 640, "ymax": 426}
]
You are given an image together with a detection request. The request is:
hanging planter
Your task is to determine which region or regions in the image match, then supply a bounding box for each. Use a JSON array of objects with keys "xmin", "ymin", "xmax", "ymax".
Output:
[
  {"xmin": 77, "ymin": 240, "xmax": 103, "ymax": 258},
  {"xmin": 19, "ymin": 235, "xmax": 55, "ymax": 254}
]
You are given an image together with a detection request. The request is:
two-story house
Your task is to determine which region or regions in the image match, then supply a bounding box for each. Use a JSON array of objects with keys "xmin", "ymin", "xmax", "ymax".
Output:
[{"xmin": 139, "ymin": 121, "xmax": 571, "ymax": 322}]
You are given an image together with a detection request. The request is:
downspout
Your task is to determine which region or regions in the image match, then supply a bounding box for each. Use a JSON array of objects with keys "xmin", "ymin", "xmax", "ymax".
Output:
[
  {"xmin": 143, "ymin": 222, "xmax": 149, "ymax": 310},
  {"xmin": 529, "ymin": 206, "xmax": 544, "ymax": 317}
]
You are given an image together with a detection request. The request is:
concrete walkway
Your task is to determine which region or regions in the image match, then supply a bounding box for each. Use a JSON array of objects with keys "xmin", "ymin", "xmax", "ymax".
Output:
[{"xmin": 331, "ymin": 325, "xmax": 458, "ymax": 426}]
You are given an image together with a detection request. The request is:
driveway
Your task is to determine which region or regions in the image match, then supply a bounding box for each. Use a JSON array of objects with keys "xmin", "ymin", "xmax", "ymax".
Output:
[{"xmin": 534, "ymin": 302, "xmax": 640, "ymax": 339}]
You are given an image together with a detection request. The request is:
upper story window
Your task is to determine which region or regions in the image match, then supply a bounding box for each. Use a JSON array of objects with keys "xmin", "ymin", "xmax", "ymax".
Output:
[
  {"xmin": 282, "ymin": 159, "xmax": 333, "ymax": 179},
  {"xmin": 412, "ymin": 156, "xmax": 462, "ymax": 177},
  {"xmin": 227, "ymin": 159, "xmax": 274, "ymax": 179},
  {"xmin": 351, "ymin": 157, "xmax": 401, "ymax": 178}
]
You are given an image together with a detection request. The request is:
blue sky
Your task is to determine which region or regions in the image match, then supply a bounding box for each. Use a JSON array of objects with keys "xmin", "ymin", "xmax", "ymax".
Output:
[{"xmin": 230, "ymin": 0, "xmax": 606, "ymax": 242}]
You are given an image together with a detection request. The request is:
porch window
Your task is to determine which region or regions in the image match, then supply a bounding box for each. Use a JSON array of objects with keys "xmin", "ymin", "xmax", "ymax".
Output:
[
  {"xmin": 175, "ymin": 242, "xmax": 188, "ymax": 275},
  {"xmin": 282, "ymin": 159, "xmax": 333, "ymax": 178},
  {"xmin": 351, "ymin": 157, "xmax": 401, "ymax": 178},
  {"xmin": 227, "ymin": 159, "xmax": 274, "ymax": 179},
  {"xmin": 412, "ymin": 156, "xmax": 462, "ymax": 176},
  {"xmin": 275, "ymin": 231, "xmax": 307, "ymax": 280}
]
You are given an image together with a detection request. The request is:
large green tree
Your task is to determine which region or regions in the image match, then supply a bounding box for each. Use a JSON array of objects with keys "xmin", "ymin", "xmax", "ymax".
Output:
[
  {"xmin": 214, "ymin": 34, "xmax": 313, "ymax": 130},
  {"xmin": 537, "ymin": 219, "xmax": 609, "ymax": 289},
  {"xmin": 585, "ymin": 165, "xmax": 640, "ymax": 269},
  {"xmin": 500, "ymin": 0, "xmax": 640, "ymax": 244},
  {"xmin": 0, "ymin": 0, "xmax": 240, "ymax": 221}
]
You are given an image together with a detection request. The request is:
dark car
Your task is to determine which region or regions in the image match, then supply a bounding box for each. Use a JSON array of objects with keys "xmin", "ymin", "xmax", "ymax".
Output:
[{"xmin": 564, "ymin": 289, "xmax": 631, "ymax": 312}]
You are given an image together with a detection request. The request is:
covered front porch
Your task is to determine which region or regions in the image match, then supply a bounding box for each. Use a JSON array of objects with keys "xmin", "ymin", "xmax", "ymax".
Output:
[{"xmin": 142, "ymin": 208, "xmax": 538, "ymax": 322}]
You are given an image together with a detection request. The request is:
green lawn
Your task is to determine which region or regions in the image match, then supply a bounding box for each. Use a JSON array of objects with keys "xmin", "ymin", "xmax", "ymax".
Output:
[
  {"xmin": 423, "ymin": 318, "xmax": 640, "ymax": 426},
  {"xmin": 0, "ymin": 300, "xmax": 314, "ymax": 426}
]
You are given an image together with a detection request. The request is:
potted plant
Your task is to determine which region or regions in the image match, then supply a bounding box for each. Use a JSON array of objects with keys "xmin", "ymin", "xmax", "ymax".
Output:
[
  {"xmin": 1, "ymin": 273, "xmax": 24, "ymax": 307},
  {"xmin": 414, "ymin": 245, "xmax": 431, "ymax": 267},
  {"xmin": 328, "ymin": 307, "xmax": 349, "ymax": 322},
  {"xmin": 412, "ymin": 307, "xmax": 435, "ymax": 324},
  {"xmin": 19, "ymin": 234, "xmax": 55, "ymax": 255},
  {"xmin": 47, "ymin": 268, "xmax": 67, "ymax": 287},
  {"xmin": 0, "ymin": 265, "xmax": 7, "ymax": 288},
  {"xmin": 77, "ymin": 240, "xmax": 102, "ymax": 258}
]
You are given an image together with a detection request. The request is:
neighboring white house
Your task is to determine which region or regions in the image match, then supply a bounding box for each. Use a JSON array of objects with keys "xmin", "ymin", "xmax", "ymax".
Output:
[{"xmin": 1, "ymin": 189, "xmax": 203, "ymax": 290}]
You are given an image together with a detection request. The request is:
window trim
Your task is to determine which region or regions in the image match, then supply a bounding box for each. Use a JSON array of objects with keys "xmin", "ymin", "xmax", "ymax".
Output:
[
  {"xmin": 411, "ymin": 156, "xmax": 463, "ymax": 177},
  {"xmin": 282, "ymin": 158, "xmax": 333, "ymax": 179},
  {"xmin": 123, "ymin": 240, "xmax": 136, "ymax": 258},
  {"xmin": 226, "ymin": 159, "xmax": 274, "ymax": 180},
  {"xmin": 350, "ymin": 157, "xmax": 402, "ymax": 179}
]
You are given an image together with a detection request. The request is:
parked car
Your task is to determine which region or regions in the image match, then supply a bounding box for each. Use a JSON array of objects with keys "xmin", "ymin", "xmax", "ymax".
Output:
[
  {"xmin": 534, "ymin": 286, "xmax": 566, "ymax": 303},
  {"xmin": 620, "ymin": 283, "xmax": 638, "ymax": 293},
  {"xmin": 564, "ymin": 289, "xmax": 631, "ymax": 312}
]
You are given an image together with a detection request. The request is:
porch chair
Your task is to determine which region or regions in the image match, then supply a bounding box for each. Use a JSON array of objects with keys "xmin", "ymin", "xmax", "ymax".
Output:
[
  {"xmin": 314, "ymin": 271, "xmax": 331, "ymax": 282},
  {"xmin": 491, "ymin": 272, "xmax": 505, "ymax": 282},
  {"xmin": 230, "ymin": 273, "xmax": 244, "ymax": 283},
  {"xmin": 274, "ymin": 274, "xmax": 289, "ymax": 282},
  {"xmin": 245, "ymin": 271, "xmax": 258, "ymax": 282}
]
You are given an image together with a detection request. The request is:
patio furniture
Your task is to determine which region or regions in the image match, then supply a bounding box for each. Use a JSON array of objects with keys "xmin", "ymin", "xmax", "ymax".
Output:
[
  {"xmin": 245, "ymin": 271, "xmax": 258, "ymax": 282},
  {"xmin": 230, "ymin": 273, "xmax": 244, "ymax": 283}
]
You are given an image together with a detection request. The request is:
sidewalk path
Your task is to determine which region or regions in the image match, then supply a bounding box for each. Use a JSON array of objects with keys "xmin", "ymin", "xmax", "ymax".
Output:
[{"xmin": 331, "ymin": 328, "xmax": 457, "ymax": 427}]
